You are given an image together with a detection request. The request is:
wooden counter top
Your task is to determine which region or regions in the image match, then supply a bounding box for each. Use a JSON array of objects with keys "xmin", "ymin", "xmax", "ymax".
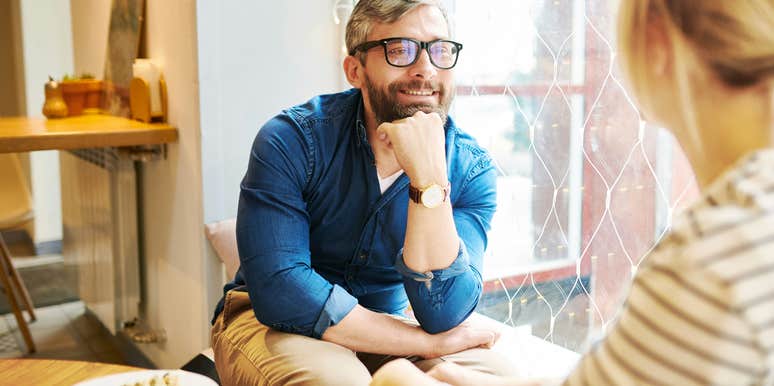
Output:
[{"xmin": 0, "ymin": 115, "xmax": 178, "ymax": 153}]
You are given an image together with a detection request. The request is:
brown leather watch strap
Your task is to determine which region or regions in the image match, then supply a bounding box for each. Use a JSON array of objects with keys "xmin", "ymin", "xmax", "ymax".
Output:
[{"xmin": 408, "ymin": 184, "xmax": 422, "ymax": 203}]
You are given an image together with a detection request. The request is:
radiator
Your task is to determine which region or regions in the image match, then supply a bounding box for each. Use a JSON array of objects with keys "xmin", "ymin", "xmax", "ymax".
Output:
[{"xmin": 60, "ymin": 149, "xmax": 140, "ymax": 334}]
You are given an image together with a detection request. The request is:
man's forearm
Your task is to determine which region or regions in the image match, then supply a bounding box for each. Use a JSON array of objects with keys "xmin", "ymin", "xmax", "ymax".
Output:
[
  {"xmin": 375, "ymin": 112, "xmax": 461, "ymax": 272},
  {"xmin": 321, "ymin": 304, "xmax": 433, "ymax": 356},
  {"xmin": 322, "ymin": 304, "xmax": 498, "ymax": 359},
  {"xmin": 403, "ymin": 180, "xmax": 460, "ymax": 272}
]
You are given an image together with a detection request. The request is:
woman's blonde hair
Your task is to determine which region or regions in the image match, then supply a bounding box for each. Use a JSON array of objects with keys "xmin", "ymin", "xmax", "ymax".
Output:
[{"xmin": 617, "ymin": 0, "xmax": 774, "ymax": 149}]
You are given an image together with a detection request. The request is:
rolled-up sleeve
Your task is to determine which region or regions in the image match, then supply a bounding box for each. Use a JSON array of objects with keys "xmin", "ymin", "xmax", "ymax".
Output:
[
  {"xmin": 236, "ymin": 115, "xmax": 357, "ymax": 339},
  {"xmin": 396, "ymin": 159, "xmax": 497, "ymax": 333}
]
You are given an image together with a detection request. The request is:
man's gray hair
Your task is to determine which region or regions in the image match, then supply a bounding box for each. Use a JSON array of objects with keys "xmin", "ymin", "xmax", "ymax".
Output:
[{"xmin": 345, "ymin": 0, "xmax": 451, "ymax": 61}]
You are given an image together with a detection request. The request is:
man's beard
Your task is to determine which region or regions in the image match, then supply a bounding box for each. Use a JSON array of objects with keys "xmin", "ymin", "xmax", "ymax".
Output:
[{"xmin": 364, "ymin": 75, "xmax": 453, "ymax": 126}]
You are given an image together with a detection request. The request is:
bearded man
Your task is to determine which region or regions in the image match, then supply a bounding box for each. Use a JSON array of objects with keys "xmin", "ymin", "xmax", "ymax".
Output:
[{"xmin": 211, "ymin": 1, "xmax": 513, "ymax": 385}]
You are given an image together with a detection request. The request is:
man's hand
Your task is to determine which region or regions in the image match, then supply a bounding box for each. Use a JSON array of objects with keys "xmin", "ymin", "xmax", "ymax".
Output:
[
  {"xmin": 371, "ymin": 359, "xmax": 541, "ymax": 386},
  {"xmin": 371, "ymin": 359, "xmax": 449, "ymax": 386},
  {"xmin": 427, "ymin": 362, "xmax": 515, "ymax": 386},
  {"xmin": 429, "ymin": 362, "xmax": 552, "ymax": 386},
  {"xmin": 423, "ymin": 321, "xmax": 501, "ymax": 359},
  {"xmin": 376, "ymin": 111, "xmax": 448, "ymax": 187}
]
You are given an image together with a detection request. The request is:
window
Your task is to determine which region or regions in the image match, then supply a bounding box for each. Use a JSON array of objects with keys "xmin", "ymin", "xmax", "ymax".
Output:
[{"xmin": 447, "ymin": 0, "xmax": 698, "ymax": 355}]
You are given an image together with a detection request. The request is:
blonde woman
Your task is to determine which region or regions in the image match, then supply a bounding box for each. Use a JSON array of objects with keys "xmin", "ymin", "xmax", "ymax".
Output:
[{"xmin": 371, "ymin": 0, "xmax": 774, "ymax": 385}]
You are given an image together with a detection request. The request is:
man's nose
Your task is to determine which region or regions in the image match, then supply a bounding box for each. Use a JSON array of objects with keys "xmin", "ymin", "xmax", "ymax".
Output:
[{"xmin": 408, "ymin": 49, "xmax": 438, "ymax": 79}]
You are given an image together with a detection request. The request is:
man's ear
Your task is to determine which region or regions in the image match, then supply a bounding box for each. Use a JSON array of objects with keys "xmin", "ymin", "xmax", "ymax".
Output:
[{"xmin": 343, "ymin": 55, "xmax": 364, "ymax": 88}]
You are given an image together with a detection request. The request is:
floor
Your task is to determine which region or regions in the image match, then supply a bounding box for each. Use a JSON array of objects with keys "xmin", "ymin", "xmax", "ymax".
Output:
[
  {"xmin": 0, "ymin": 231, "xmax": 128, "ymax": 364},
  {"xmin": 0, "ymin": 301, "xmax": 127, "ymax": 364}
]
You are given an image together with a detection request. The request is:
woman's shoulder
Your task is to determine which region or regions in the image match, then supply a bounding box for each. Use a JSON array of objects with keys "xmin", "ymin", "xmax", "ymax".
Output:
[
  {"xmin": 646, "ymin": 150, "xmax": 774, "ymax": 316},
  {"xmin": 681, "ymin": 151, "xmax": 774, "ymax": 263},
  {"xmin": 659, "ymin": 199, "xmax": 774, "ymax": 285}
]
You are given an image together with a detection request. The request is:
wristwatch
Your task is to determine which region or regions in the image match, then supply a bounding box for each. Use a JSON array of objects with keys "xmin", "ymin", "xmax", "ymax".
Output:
[{"xmin": 408, "ymin": 182, "xmax": 451, "ymax": 208}]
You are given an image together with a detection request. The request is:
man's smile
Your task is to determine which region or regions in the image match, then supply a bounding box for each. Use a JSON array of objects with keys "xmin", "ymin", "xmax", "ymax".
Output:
[{"xmin": 400, "ymin": 89, "xmax": 435, "ymax": 96}]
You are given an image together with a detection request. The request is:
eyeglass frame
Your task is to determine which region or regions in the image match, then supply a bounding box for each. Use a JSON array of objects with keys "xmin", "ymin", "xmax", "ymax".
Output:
[{"xmin": 349, "ymin": 37, "xmax": 464, "ymax": 70}]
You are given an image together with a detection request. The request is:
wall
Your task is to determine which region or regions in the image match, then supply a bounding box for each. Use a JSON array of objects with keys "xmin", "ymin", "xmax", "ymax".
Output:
[
  {"xmin": 197, "ymin": 0, "xmax": 342, "ymax": 224},
  {"xmin": 0, "ymin": 0, "xmax": 34, "ymax": 210},
  {"xmin": 18, "ymin": 0, "xmax": 73, "ymax": 246},
  {"xmin": 0, "ymin": 0, "xmax": 30, "ymax": 204},
  {"xmin": 0, "ymin": 0, "xmax": 23, "ymax": 117},
  {"xmin": 134, "ymin": 0, "xmax": 208, "ymax": 367}
]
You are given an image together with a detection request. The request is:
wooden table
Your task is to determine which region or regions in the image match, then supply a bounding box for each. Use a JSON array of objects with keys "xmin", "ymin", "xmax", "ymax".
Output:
[
  {"xmin": 0, "ymin": 359, "xmax": 143, "ymax": 386},
  {"xmin": 0, "ymin": 115, "xmax": 177, "ymax": 153}
]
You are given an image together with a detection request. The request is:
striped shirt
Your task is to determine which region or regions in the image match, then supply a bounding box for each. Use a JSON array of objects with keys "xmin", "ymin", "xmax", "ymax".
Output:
[{"xmin": 562, "ymin": 150, "xmax": 774, "ymax": 386}]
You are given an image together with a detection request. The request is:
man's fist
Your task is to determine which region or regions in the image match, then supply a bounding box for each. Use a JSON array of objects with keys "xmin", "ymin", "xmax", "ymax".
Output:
[{"xmin": 376, "ymin": 111, "xmax": 448, "ymax": 187}]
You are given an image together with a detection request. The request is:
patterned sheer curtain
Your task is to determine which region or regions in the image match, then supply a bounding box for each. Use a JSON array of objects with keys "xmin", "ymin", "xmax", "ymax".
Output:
[{"xmin": 448, "ymin": 0, "xmax": 699, "ymax": 354}]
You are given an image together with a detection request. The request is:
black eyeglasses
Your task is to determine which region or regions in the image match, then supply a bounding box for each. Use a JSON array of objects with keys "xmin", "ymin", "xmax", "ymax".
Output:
[{"xmin": 350, "ymin": 37, "xmax": 463, "ymax": 70}]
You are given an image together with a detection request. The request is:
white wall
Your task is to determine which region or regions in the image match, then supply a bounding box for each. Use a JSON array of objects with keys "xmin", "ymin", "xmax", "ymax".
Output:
[
  {"xmin": 18, "ymin": 0, "xmax": 73, "ymax": 245},
  {"xmin": 140, "ymin": 0, "xmax": 209, "ymax": 368},
  {"xmin": 197, "ymin": 0, "xmax": 343, "ymax": 225}
]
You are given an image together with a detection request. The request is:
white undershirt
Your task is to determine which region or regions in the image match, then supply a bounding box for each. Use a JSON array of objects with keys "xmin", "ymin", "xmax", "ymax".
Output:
[{"xmin": 378, "ymin": 170, "xmax": 404, "ymax": 194}]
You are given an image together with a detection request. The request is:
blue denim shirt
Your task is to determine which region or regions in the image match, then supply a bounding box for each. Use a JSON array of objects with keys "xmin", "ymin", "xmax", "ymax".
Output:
[{"xmin": 212, "ymin": 89, "xmax": 497, "ymax": 339}]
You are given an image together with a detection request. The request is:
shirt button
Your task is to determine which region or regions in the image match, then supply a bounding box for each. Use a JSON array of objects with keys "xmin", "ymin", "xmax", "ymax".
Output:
[{"xmin": 359, "ymin": 253, "xmax": 367, "ymax": 260}]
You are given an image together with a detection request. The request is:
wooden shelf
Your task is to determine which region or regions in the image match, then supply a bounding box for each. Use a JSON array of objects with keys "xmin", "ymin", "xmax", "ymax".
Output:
[{"xmin": 0, "ymin": 115, "xmax": 178, "ymax": 153}]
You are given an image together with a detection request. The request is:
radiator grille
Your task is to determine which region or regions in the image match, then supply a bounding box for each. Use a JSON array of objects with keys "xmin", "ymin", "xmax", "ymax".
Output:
[{"xmin": 61, "ymin": 148, "xmax": 140, "ymax": 334}]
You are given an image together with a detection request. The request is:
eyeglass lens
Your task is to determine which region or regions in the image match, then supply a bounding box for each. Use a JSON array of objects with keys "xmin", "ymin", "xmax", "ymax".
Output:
[{"xmin": 384, "ymin": 39, "xmax": 458, "ymax": 69}]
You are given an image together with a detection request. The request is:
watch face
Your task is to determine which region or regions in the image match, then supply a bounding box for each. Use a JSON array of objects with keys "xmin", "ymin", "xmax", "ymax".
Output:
[{"xmin": 421, "ymin": 185, "xmax": 444, "ymax": 208}]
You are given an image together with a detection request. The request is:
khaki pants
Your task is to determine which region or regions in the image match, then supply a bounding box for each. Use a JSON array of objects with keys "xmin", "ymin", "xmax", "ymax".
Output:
[{"xmin": 212, "ymin": 290, "xmax": 516, "ymax": 386}]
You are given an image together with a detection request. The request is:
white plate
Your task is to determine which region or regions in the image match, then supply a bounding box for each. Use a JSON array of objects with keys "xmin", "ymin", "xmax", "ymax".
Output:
[{"xmin": 73, "ymin": 369, "xmax": 218, "ymax": 386}]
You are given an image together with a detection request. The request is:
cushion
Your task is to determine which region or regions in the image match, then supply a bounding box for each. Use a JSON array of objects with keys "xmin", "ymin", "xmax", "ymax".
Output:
[{"xmin": 204, "ymin": 218, "xmax": 240, "ymax": 280}]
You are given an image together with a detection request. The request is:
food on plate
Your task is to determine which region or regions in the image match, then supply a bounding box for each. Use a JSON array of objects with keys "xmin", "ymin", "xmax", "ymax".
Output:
[{"xmin": 121, "ymin": 372, "xmax": 179, "ymax": 386}]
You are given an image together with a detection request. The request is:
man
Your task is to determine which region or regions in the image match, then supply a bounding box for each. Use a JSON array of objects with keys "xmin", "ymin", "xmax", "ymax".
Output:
[{"xmin": 211, "ymin": 1, "xmax": 513, "ymax": 384}]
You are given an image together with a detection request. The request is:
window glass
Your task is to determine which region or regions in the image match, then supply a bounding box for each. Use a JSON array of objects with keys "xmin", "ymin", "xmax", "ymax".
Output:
[{"xmin": 448, "ymin": 0, "xmax": 699, "ymax": 356}]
